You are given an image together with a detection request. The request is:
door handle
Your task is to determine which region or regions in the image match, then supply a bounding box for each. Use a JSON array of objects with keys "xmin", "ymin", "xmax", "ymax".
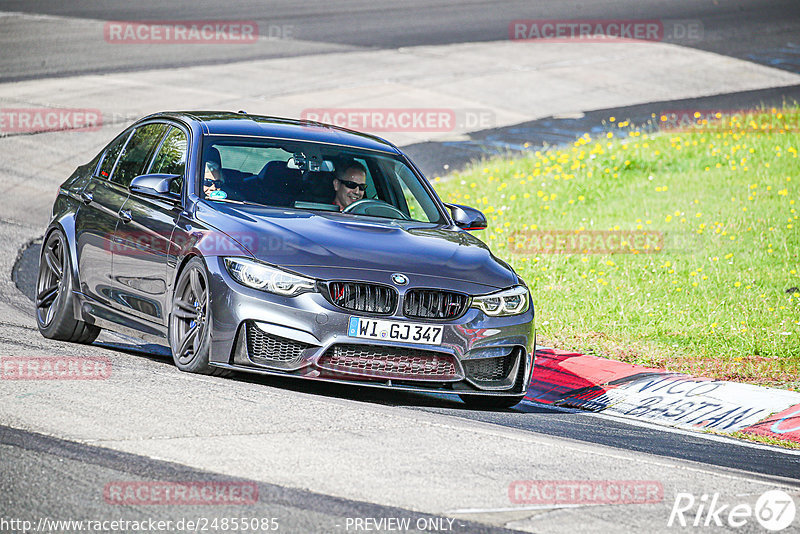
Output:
[
  {"xmin": 80, "ymin": 191, "xmax": 93, "ymax": 204},
  {"xmin": 118, "ymin": 209, "xmax": 132, "ymax": 223}
]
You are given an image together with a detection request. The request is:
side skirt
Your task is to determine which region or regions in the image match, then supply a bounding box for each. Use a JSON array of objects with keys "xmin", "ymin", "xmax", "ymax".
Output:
[{"xmin": 78, "ymin": 293, "xmax": 167, "ymax": 343}]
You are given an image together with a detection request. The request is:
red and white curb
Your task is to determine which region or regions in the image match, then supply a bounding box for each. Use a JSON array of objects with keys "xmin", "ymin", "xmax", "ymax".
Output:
[{"xmin": 526, "ymin": 348, "xmax": 800, "ymax": 445}]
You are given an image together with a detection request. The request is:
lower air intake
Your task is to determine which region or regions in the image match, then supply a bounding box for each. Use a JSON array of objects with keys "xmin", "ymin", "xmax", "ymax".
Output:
[
  {"xmin": 464, "ymin": 355, "xmax": 515, "ymax": 381},
  {"xmin": 318, "ymin": 344, "xmax": 462, "ymax": 381},
  {"xmin": 247, "ymin": 322, "xmax": 311, "ymax": 364}
]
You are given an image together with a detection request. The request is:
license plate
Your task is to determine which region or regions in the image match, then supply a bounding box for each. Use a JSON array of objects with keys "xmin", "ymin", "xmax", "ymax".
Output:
[{"xmin": 348, "ymin": 317, "xmax": 444, "ymax": 345}]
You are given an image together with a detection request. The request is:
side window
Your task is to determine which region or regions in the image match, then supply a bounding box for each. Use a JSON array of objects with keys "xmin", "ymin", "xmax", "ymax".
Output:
[
  {"xmin": 352, "ymin": 158, "xmax": 376, "ymax": 198},
  {"xmin": 397, "ymin": 178, "xmax": 425, "ymax": 221},
  {"xmin": 385, "ymin": 161, "xmax": 439, "ymax": 223},
  {"xmin": 111, "ymin": 123, "xmax": 168, "ymax": 187},
  {"xmin": 149, "ymin": 127, "xmax": 188, "ymax": 194},
  {"xmin": 96, "ymin": 131, "xmax": 131, "ymax": 179}
]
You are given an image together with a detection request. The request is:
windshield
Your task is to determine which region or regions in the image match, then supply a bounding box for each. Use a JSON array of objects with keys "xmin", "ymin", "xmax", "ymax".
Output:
[{"xmin": 200, "ymin": 137, "xmax": 443, "ymax": 224}]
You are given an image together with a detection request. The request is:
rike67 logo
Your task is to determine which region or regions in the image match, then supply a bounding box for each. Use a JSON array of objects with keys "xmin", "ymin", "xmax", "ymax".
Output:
[{"xmin": 668, "ymin": 490, "xmax": 796, "ymax": 531}]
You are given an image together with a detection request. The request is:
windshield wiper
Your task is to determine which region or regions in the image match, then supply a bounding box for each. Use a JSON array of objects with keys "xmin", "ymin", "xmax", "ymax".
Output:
[{"xmin": 206, "ymin": 197, "xmax": 263, "ymax": 207}]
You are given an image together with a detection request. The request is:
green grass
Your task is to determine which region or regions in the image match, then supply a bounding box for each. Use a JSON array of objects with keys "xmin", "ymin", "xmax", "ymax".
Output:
[
  {"xmin": 433, "ymin": 107, "xmax": 800, "ymax": 388},
  {"xmin": 708, "ymin": 430, "xmax": 800, "ymax": 450}
]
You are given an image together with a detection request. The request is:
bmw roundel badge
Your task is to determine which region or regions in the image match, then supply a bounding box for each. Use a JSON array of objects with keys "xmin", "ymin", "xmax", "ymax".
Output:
[{"xmin": 391, "ymin": 273, "xmax": 409, "ymax": 286}]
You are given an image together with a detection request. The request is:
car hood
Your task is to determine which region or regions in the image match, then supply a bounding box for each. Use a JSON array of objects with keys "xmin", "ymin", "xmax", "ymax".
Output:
[{"xmin": 197, "ymin": 203, "xmax": 519, "ymax": 291}]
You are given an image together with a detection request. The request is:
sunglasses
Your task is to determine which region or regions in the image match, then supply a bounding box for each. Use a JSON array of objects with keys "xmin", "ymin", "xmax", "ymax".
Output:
[
  {"xmin": 337, "ymin": 178, "xmax": 367, "ymax": 191},
  {"xmin": 204, "ymin": 179, "xmax": 222, "ymax": 187}
]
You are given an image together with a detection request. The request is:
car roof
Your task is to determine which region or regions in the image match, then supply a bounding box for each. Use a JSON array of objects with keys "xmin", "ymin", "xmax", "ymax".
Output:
[{"xmin": 142, "ymin": 111, "xmax": 402, "ymax": 154}]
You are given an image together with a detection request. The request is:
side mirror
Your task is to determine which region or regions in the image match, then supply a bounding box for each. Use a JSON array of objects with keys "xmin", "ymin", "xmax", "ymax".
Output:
[
  {"xmin": 446, "ymin": 203, "xmax": 488, "ymax": 230},
  {"xmin": 129, "ymin": 174, "xmax": 180, "ymax": 202}
]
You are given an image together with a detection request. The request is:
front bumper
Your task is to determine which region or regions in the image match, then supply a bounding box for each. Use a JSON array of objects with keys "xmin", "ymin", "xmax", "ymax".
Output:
[{"xmin": 205, "ymin": 257, "xmax": 535, "ymax": 396}]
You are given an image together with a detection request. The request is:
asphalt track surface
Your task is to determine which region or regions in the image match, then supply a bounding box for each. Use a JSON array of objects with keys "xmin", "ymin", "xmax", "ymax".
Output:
[
  {"xmin": 0, "ymin": 425, "xmax": 519, "ymax": 534},
  {"xmin": 1, "ymin": 409, "xmax": 799, "ymax": 534},
  {"xmin": 403, "ymin": 84, "xmax": 800, "ymax": 177},
  {"xmin": 12, "ymin": 242, "xmax": 800, "ymax": 477},
  {"xmin": 1, "ymin": 0, "xmax": 800, "ymax": 82},
  {"xmin": 4, "ymin": 2, "xmax": 800, "ymax": 532}
]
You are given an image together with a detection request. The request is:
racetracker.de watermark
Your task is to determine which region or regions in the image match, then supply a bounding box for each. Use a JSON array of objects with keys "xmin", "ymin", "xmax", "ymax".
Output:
[
  {"xmin": 509, "ymin": 230, "xmax": 664, "ymax": 254},
  {"xmin": 107, "ymin": 230, "xmax": 294, "ymax": 257},
  {"xmin": 1, "ymin": 357, "xmax": 111, "ymax": 380},
  {"xmin": 104, "ymin": 481, "xmax": 259, "ymax": 505},
  {"xmin": 657, "ymin": 108, "xmax": 800, "ymax": 133},
  {"xmin": 103, "ymin": 20, "xmax": 292, "ymax": 44},
  {"xmin": 0, "ymin": 108, "xmax": 101, "ymax": 134},
  {"xmin": 509, "ymin": 19, "xmax": 702, "ymax": 43},
  {"xmin": 300, "ymin": 108, "xmax": 495, "ymax": 133},
  {"xmin": 509, "ymin": 480, "xmax": 663, "ymax": 505}
]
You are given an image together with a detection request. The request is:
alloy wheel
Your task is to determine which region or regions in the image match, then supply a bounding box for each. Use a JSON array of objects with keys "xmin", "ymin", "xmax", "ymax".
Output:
[
  {"xmin": 36, "ymin": 234, "xmax": 65, "ymax": 327},
  {"xmin": 171, "ymin": 265, "xmax": 209, "ymax": 366}
]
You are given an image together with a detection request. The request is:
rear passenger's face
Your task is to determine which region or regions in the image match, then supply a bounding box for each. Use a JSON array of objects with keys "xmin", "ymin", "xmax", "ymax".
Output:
[{"xmin": 333, "ymin": 168, "xmax": 366, "ymax": 209}]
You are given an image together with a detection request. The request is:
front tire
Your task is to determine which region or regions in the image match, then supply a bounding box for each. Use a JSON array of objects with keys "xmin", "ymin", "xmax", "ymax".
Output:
[
  {"xmin": 168, "ymin": 257, "xmax": 228, "ymax": 376},
  {"xmin": 35, "ymin": 229, "xmax": 100, "ymax": 343}
]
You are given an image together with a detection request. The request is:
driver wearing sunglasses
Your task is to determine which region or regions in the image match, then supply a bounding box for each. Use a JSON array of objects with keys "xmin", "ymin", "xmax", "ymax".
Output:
[{"xmin": 332, "ymin": 162, "xmax": 367, "ymax": 210}]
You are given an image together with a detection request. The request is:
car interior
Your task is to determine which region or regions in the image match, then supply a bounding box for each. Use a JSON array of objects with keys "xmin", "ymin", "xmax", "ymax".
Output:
[{"xmin": 201, "ymin": 140, "xmax": 440, "ymax": 223}]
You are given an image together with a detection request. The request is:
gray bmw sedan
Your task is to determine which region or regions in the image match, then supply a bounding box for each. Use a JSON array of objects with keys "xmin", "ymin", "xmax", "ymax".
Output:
[{"xmin": 36, "ymin": 111, "xmax": 535, "ymax": 408}]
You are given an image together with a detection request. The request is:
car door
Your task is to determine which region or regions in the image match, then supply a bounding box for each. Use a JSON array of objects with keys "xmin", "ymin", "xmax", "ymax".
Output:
[
  {"xmin": 74, "ymin": 129, "xmax": 133, "ymax": 304},
  {"xmin": 111, "ymin": 124, "xmax": 187, "ymax": 324}
]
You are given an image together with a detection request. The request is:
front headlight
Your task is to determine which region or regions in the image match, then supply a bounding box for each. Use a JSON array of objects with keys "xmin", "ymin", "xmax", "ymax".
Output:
[
  {"xmin": 472, "ymin": 285, "xmax": 530, "ymax": 316},
  {"xmin": 223, "ymin": 257, "xmax": 316, "ymax": 296}
]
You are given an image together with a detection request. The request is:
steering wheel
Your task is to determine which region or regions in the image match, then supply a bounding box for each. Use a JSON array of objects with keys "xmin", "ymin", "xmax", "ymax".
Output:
[{"xmin": 342, "ymin": 199, "xmax": 410, "ymax": 220}]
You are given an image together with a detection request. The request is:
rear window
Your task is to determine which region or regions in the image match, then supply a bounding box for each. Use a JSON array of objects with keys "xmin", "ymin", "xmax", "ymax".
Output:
[{"xmin": 96, "ymin": 131, "xmax": 131, "ymax": 179}]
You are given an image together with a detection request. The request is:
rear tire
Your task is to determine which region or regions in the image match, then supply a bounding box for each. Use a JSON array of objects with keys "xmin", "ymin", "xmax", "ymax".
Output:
[
  {"xmin": 35, "ymin": 229, "xmax": 101, "ymax": 343},
  {"xmin": 459, "ymin": 395, "xmax": 524, "ymax": 410},
  {"xmin": 168, "ymin": 257, "xmax": 229, "ymax": 376}
]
